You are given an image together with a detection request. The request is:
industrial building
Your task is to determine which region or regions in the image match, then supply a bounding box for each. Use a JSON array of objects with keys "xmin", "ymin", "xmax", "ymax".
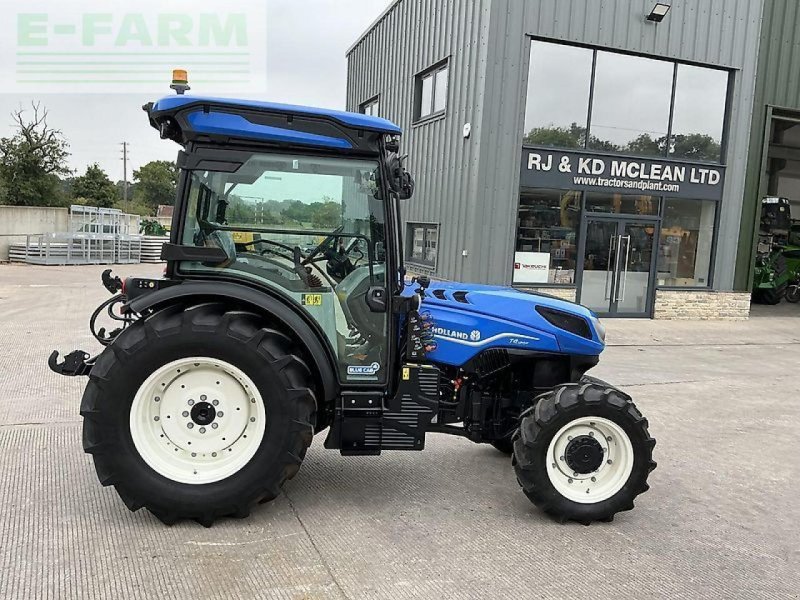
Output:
[{"xmin": 346, "ymin": 0, "xmax": 797, "ymax": 318}]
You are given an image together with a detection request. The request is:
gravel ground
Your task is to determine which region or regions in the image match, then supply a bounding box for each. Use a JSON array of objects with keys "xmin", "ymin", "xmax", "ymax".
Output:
[{"xmin": 0, "ymin": 263, "xmax": 797, "ymax": 600}]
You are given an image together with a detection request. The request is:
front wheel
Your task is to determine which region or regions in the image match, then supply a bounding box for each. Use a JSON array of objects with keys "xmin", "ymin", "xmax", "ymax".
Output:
[
  {"xmin": 785, "ymin": 285, "xmax": 800, "ymax": 303},
  {"xmin": 513, "ymin": 380, "xmax": 656, "ymax": 523}
]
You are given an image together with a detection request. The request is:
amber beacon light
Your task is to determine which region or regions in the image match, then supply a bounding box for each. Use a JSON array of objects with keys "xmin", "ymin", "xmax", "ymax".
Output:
[{"xmin": 170, "ymin": 69, "xmax": 191, "ymax": 95}]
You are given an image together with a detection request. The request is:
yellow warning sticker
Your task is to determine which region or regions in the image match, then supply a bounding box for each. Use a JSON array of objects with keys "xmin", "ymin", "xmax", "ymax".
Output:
[
  {"xmin": 302, "ymin": 294, "xmax": 323, "ymax": 306},
  {"xmin": 402, "ymin": 367, "xmax": 410, "ymax": 380}
]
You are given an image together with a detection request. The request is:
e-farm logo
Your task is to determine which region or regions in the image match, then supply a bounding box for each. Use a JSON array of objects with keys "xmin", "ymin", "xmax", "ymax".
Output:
[{"xmin": 0, "ymin": 0, "xmax": 267, "ymax": 93}]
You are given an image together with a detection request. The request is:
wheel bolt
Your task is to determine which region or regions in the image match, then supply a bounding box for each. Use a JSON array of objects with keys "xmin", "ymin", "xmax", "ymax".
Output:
[
  {"xmin": 591, "ymin": 477, "xmax": 596, "ymax": 482},
  {"xmin": 567, "ymin": 436, "xmax": 573, "ymax": 441},
  {"xmin": 607, "ymin": 436, "xmax": 612, "ymax": 442},
  {"xmin": 199, "ymin": 427, "xmax": 206, "ymax": 434},
  {"xmin": 249, "ymin": 417, "xmax": 255, "ymax": 422},
  {"xmin": 182, "ymin": 411, "xmax": 189, "ymax": 417},
  {"xmin": 560, "ymin": 456, "xmax": 565, "ymax": 461},
  {"xmin": 154, "ymin": 396, "xmax": 161, "ymax": 402},
  {"xmin": 607, "ymin": 459, "xmax": 613, "ymax": 464},
  {"xmin": 212, "ymin": 452, "xmax": 217, "ymax": 457},
  {"xmin": 211, "ymin": 423, "xmax": 218, "ymax": 429},
  {"xmin": 589, "ymin": 431, "xmax": 594, "ymax": 437},
  {"xmin": 187, "ymin": 423, "xmax": 194, "ymax": 429},
  {"xmin": 191, "ymin": 452, "xmax": 197, "ymax": 457},
  {"xmin": 188, "ymin": 399, "xmax": 195, "ymax": 406},
  {"xmin": 153, "ymin": 416, "xmax": 159, "ymax": 422},
  {"xmin": 212, "ymin": 399, "xmax": 219, "ymax": 406},
  {"xmin": 217, "ymin": 411, "xmax": 224, "ymax": 418},
  {"xmin": 200, "ymin": 395, "xmax": 207, "ymax": 401},
  {"xmin": 568, "ymin": 478, "xmax": 573, "ymax": 484}
]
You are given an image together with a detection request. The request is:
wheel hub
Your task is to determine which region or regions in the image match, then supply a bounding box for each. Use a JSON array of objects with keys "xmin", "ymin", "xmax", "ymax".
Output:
[
  {"xmin": 564, "ymin": 435, "xmax": 604, "ymax": 474},
  {"xmin": 129, "ymin": 357, "xmax": 267, "ymax": 485},
  {"xmin": 546, "ymin": 416, "xmax": 635, "ymax": 504},
  {"xmin": 191, "ymin": 401, "xmax": 216, "ymax": 425}
]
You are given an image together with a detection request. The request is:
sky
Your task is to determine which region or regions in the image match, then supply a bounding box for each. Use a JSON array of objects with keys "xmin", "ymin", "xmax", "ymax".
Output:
[{"xmin": 0, "ymin": 0, "xmax": 391, "ymax": 181}]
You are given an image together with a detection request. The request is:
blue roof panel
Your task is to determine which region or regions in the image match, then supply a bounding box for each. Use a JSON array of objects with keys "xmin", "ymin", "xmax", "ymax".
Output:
[{"xmin": 150, "ymin": 95, "xmax": 402, "ymax": 135}]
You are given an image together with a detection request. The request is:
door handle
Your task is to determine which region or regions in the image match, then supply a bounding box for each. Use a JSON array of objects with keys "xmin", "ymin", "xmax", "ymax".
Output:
[
  {"xmin": 604, "ymin": 235, "xmax": 616, "ymax": 300},
  {"xmin": 615, "ymin": 235, "xmax": 631, "ymax": 302}
]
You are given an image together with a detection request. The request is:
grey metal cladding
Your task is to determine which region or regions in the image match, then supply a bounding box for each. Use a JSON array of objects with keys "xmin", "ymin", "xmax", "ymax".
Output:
[
  {"xmin": 348, "ymin": 0, "xmax": 764, "ymax": 290},
  {"xmin": 347, "ymin": 0, "xmax": 493, "ymax": 283}
]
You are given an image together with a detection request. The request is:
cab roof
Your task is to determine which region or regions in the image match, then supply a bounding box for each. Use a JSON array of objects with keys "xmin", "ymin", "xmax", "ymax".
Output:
[{"xmin": 146, "ymin": 95, "xmax": 401, "ymax": 152}]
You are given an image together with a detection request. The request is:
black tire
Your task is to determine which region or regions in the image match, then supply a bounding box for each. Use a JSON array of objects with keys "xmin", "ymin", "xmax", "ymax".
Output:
[
  {"xmin": 80, "ymin": 302, "xmax": 316, "ymax": 526},
  {"xmin": 785, "ymin": 284, "xmax": 800, "ymax": 303},
  {"xmin": 754, "ymin": 255, "xmax": 787, "ymax": 305},
  {"xmin": 512, "ymin": 379, "xmax": 656, "ymax": 524},
  {"xmin": 490, "ymin": 437, "xmax": 515, "ymax": 455}
]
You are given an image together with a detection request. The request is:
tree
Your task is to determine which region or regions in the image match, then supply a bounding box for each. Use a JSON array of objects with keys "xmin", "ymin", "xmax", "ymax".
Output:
[
  {"xmin": 524, "ymin": 123, "xmax": 586, "ymax": 148},
  {"xmin": 0, "ymin": 103, "xmax": 71, "ymax": 206},
  {"xmin": 311, "ymin": 201, "xmax": 342, "ymax": 229},
  {"xmin": 625, "ymin": 133, "xmax": 663, "ymax": 156},
  {"xmin": 669, "ymin": 133, "xmax": 721, "ymax": 161},
  {"xmin": 133, "ymin": 160, "xmax": 178, "ymax": 210},
  {"xmin": 71, "ymin": 163, "xmax": 118, "ymax": 207},
  {"xmin": 523, "ymin": 122, "xmax": 620, "ymax": 152}
]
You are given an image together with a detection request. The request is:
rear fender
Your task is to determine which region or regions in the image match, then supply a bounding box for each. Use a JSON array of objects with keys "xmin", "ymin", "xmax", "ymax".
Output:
[{"xmin": 126, "ymin": 281, "xmax": 339, "ymax": 405}]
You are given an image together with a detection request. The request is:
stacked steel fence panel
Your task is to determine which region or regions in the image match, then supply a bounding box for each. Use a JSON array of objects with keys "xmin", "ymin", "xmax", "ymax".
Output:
[{"xmin": 11, "ymin": 206, "xmax": 147, "ymax": 265}]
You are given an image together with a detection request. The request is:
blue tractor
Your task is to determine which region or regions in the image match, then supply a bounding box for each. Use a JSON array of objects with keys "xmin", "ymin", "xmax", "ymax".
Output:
[{"xmin": 51, "ymin": 83, "xmax": 655, "ymax": 526}]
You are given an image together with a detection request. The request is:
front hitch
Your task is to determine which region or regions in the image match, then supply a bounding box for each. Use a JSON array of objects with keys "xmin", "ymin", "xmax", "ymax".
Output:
[{"xmin": 48, "ymin": 350, "xmax": 93, "ymax": 377}]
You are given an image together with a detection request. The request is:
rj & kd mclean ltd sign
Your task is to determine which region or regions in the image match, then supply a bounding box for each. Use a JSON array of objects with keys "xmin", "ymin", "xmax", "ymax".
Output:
[{"xmin": 520, "ymin": 148, "xmax": 725, "ymax": 201}]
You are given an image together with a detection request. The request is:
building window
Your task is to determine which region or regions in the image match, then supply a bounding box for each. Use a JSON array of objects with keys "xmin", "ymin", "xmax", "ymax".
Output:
[
  {"xmin": 360, "ymin": 97, "xmax": 380, "ymax": 117},
  {"xmin": 524, "ymin": 41, "xmax": 593, "ymax": 148},
  {"xmin": 514, "ymin": 189, "xmax": 581, "ymax": 285},
  {"xmin": 406, "ymin": 222, "xmax": 438, "ymax": 268},
  {"xmin": 523, "ymin": 40, "xmax": 730, "ymax": 162},
  {"xmin": 589, "ymin": 51, "xmax": 673, "ymax": 156},
  {"xmin": 415, "ymin": 62, "xmax": 448, "ymax": 120},
  {"xmin": 657, "ymin": 199, "xmax": 717, "ymax": 287},
  {"xmin": 584, "ymin": 192, "xmax": 660, "ymax": 216},
  {"xmin": 670, "ymin": 65, "xmax": 728, "ymax": 162}
]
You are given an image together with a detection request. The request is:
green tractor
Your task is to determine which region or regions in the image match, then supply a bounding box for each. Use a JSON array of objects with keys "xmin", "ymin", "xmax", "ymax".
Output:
[{"xmin": 752, "ymin": 197, "xmax": 800, "ymax": 304}]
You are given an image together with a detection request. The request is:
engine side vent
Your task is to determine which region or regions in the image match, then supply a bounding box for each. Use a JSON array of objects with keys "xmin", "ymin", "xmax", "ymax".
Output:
[
  {"xmin": 453, "ymin": 291, "xmax": 470, "ymax": 303},
  {"xmin": 470, "ymin": 349, "xmax": 510, "ymax": 379},
  {"xmin": 432, "ymin": 289, "xmax": 447, "ymax": 300}
]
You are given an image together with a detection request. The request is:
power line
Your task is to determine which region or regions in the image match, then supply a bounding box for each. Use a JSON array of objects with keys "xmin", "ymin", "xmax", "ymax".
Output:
[{"xmin": 120, "ymin": 141, "xmax": 130, "ymax": 208}]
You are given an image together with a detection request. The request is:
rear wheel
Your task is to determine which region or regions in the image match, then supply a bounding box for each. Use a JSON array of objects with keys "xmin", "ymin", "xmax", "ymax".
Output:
[
  {"xmin": 513, "ymin": 380, "xmax": 655, "ymax": 523},
  {"xmin": 755, "ymin": 255, "xmax": 787, "ymax": 305},
  {"xmin": 80, "ymin": 302, "xmax": 316, "ymax": 526}
]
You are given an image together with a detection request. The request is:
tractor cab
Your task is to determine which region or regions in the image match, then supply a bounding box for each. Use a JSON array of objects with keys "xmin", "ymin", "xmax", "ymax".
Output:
[{"xmin": 144, "ymin": 93, "xmax": 414, "ymax": 385}]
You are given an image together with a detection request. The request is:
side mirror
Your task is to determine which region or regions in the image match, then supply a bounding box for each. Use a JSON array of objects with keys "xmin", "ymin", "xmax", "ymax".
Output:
[
  {"xmin": 398, "ymin": 172, "xmax": 415, "ymax": 200},
  {"xmin": 385, "ymin": 154, "xmax": 415, "ymax": 200}
]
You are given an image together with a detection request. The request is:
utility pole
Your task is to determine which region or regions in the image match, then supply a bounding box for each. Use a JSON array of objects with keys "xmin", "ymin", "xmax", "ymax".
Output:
[{"xmin": 120, "ymin": 142, "xmax": 130, "ymax": 209}]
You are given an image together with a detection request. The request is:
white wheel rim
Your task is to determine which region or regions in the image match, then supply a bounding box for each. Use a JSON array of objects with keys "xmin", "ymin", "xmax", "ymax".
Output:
[
  {"xmin": 545, "ymin": 416, "xmax": 634, "ymax": 504},
  {"xmin": 130, "ymin": 357, "xmax": 266, "ymax": 485}
]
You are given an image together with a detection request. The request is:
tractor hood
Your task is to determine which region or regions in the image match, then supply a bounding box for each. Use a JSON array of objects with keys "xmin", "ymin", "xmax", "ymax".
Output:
[{"xmin": 416, "ymin": 281, "xmax": 605, "ymax": 363}]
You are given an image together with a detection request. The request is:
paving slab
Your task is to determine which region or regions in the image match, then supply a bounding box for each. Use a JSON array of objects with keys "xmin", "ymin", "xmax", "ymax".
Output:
[{"xmin": 0, "ymin": 263, "xmax": 798, "ymax": 599}]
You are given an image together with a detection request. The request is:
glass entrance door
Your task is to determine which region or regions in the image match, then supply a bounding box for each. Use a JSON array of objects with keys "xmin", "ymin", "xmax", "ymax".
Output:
[{"xmin": 579, "ymin": 218, "xmax": 657, "ymax": 317}]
